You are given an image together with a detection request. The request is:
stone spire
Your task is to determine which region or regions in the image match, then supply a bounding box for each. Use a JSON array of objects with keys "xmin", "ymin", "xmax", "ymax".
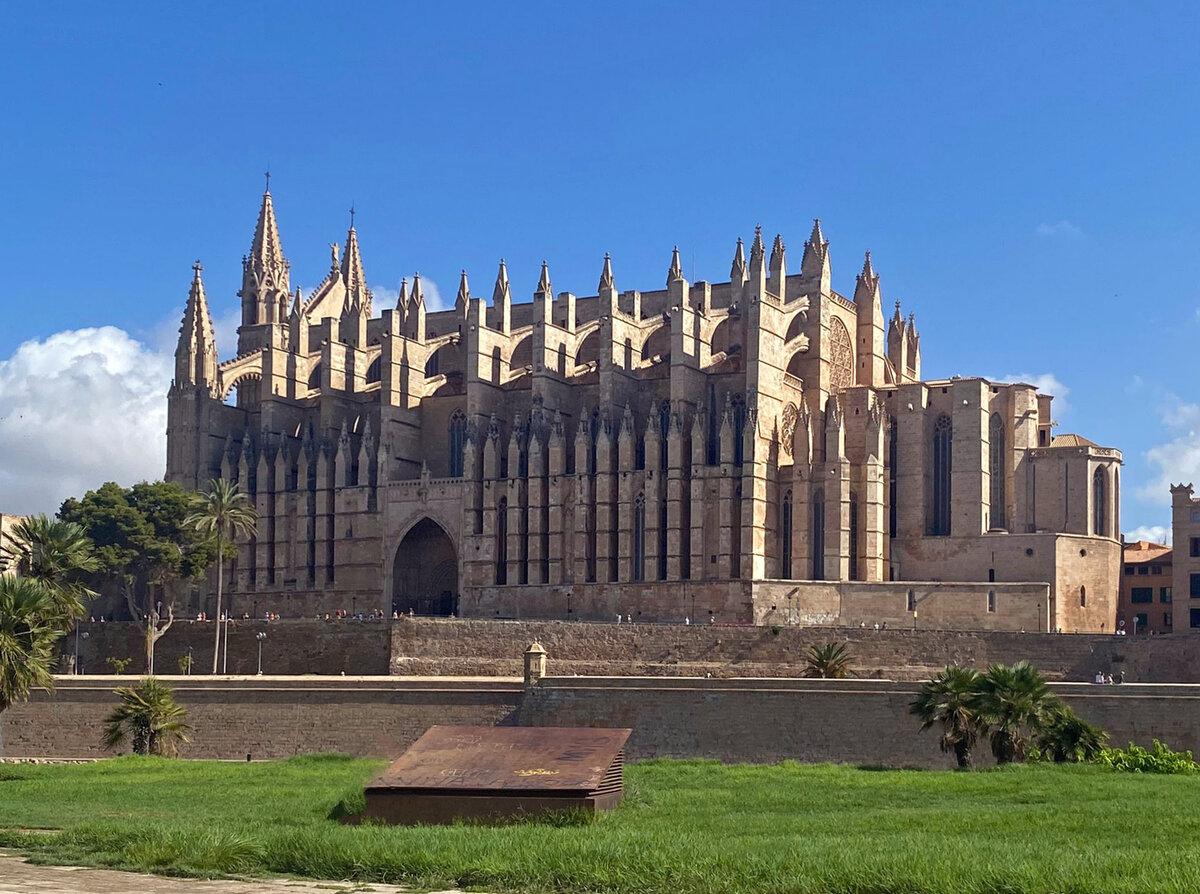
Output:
[
  {"xmin": 667, "ymin": 246, "xmax": 684, "ymax": 285},
  {"xmin": 340, "ymin": 224, "xmax": 371, "ymax": 316},
  {"xmin": 244, "ymin": 187, "xmax": 290, "ymax": 294},
  {"xmin": 599, "ymin": 253, "xmax": 615, "ymax": 292},
  {"xmin": 770, "ymin": 234, "xmax": 786, "ymax": 270},
  {"xmin": 730, "ymin": 237, "xmax": 748, "ymax": 287},
  {"xmin": 492, "ymin": 260, "xmax": 511, "ymax": 333},
  {"xmin": 396, "ymin": 278, "xmax": 409, "ymax": 310},
  {"xmin": 456, "ymin": 269, "xmax": 470, "ymax": 314},
  {"xmin": 750, "ymin": 225, "xmax": 766, "ymax": 266},
  {"xmin": 536, "ymin": 260, "xmax": 553, "ymax": 301},
  {"xmin": 175, "ymin": 261, "xmax": 219, "ymax": 395},
  {"xmin": 801, "ymin": 219, "xmax": 829, "ymax": 276}
]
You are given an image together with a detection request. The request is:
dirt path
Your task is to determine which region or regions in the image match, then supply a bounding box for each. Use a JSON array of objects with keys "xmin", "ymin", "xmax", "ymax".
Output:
[{"xmin": 0, "ymin": 853, "xmax": 470, "ymax": 894}]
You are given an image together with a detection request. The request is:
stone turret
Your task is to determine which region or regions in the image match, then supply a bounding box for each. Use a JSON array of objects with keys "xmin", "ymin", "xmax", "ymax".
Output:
[{"xmin": 238, "ymin": 187, "xmax": 291, "ymax": 353}]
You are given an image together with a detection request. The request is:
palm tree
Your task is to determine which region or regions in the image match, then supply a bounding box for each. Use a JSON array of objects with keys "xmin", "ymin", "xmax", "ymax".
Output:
[
  {"xmin": 184, "ymin": 479, "xmax": 256, "ymax": 673},
  {"xmin": 1033, "ymin": 702, "xmax": 1109, "ymax": 763},
  {"xmin": 803, "ymin": 642, "xmax": 852, "ymax": 679},
  {"xmin": 1, "ymin": 515, "xmax": 98, "ymax": 622},
  {"xmin": 0, "ymin": 577, "xmax": 63, "ymax": 715},
  {"xmin": 970, "ymin": 660, "xmax": 1056, "ymax": 764},
  {"xmin": 102, "ymin": 677, "xmax": 191, "ymax": 756},
  {"xmin": 910, "ymin": 665, "xmax": 985, "ymax": 769}
]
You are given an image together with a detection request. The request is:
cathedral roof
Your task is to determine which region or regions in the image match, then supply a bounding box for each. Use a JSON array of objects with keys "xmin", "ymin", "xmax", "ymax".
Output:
[{"xmin": 1049, "ymin": 433, "xmax": 1098, "ymax": 448}]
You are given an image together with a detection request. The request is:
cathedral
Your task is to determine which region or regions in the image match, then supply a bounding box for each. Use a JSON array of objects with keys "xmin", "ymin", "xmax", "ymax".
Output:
[{"xmin": 166, "ymin": 188, "xmax": 1122, "ymax": 632}]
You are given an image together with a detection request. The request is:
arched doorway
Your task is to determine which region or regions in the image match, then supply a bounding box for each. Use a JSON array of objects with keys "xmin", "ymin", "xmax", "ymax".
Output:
[{"xmin": 392, "ymin": 519, "xmax": 458, "ymax": 616}]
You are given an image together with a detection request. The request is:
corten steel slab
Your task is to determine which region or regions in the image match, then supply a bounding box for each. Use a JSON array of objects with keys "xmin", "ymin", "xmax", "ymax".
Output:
[{"xmin": 360, "ymin": 725, "xmax": 631, "ymax": 825}]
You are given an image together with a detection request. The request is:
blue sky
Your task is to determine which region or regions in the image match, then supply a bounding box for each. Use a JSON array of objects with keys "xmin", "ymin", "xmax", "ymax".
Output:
[{"xmin": 0, "ymin": 1, "xmax": 1197, "ymax": 537}]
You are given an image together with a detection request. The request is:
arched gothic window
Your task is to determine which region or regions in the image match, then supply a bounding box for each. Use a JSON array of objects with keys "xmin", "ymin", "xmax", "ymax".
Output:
[
  {"xmin": 633, "ymin": 494, "xmax": 646, "ymax": 582},
  {"xmin": 1093, "ymin": 467, "xmax": 1107, "ymax": 536},
  {"xmin": 660, "ymin": 400, "xmax": 671, "ymax": 470},
  {"xmin": 811, "ymin": 488, "xmax": 826, "ymax": 580},
  {"xmin": 781, "ymin": 489, "xmax": 794, "ymax": 579},
  {"xmin": 850, "ymin": 491, "xmax": 860, "ymax": 580},
  {"xmin": 990, "ymin": 413, "xmax": 1006, "ymax": 530},
  {"xmin": 449, "ymin": 409, "xmax": 467, "ymax": 478},
  {"xmin": 888, "ymin": 416, "xmax": 898, "ymax": 539},
  {"xmin": 732, "ymin": 395, "xmax": 747, "ymax": 466},
  {"xmin": 930, "ymin": 413, "xmax": 953, "ymax": 536},
  {"xmin": 495, "ymin": 497, "xmax": 508, "ymax": 584}
]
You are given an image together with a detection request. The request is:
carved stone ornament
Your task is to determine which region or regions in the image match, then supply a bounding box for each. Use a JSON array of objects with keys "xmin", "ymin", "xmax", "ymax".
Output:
[{"xmin": 781, "ymin": 402, "xmax": 798, "ymax": 457}]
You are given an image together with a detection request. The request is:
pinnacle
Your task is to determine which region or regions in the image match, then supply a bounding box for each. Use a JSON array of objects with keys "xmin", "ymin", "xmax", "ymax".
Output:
[
  {"xmin": 537, "ymin": 260, "xmax": 553, "ymax": 297},
  {"xmin": 340, "ymin": 226, "xmax": 370, "ymax": 316},
  {"xmin": 860, "ymin": 250, "xmax": 876, "ymax": 281},
  {"xmin": 248, "ymin": 189, "xmax": 288, "ymax": 285},
  {"xmin": 599, "ymin": 253, "xmax": 615, "ymax": 292},
  {"xmin": 667, "ymin": 245, "xmax": 683, "ymax": 284},
  {"xmin": 397, "ymin": 278, "xmax": 408, "ymax": 309},
  {"xmin": 411, "ymin": 272, "xmax": 425, "ymax": 305},
  {"xmin": 456, "ymin": 269, "xmax": 470, "ymax": 308},
  {"xmin": 808, "ymin": 218, "xmax": 826, "ymax": 249},
  {"xmin": 730, "ymin": 237, "xmax": 747, "ymax": 282},
  {"xmin": 492, "ymin": 260, "xmax": 510, "ymax": 305},
  {"xmin": 751, "ymin": 225, "xmax": 765, "ymax": 261}
]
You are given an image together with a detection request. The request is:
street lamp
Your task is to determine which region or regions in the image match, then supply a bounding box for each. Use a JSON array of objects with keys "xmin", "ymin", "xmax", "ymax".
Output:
[
  {"xmin": 256, "ymin": 631, "xmax": 267, "ymax": 675},
  {"xmin": 74, "ymin": 628, "xmax": 89, "ymax": 674}
]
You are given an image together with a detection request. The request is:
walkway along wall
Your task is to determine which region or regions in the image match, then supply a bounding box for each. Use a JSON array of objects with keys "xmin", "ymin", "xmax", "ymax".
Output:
[{"xmin": 4, "ymin": 676, "xmax": 1200, "ymax": 769}]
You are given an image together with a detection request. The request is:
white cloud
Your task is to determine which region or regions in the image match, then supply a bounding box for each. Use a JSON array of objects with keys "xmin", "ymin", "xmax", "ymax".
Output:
[
  {"xmin": 371, "ymin": 276, "xmax": 448, "ymax": 312},
  {"xmin": 1035, "ymin": 220, "xmax": 1083, "ymax": 239},
  {"xmin": 991, "ymin": 373, "xmax": 1070, "ymax": 416},
  {"xmin": 1138, "ymin": 397, "xmax": 1200, "ymax": 504},
  {"xmin": 1124, "ymin": 525, "xmax": 1171, "ymax": 546},
  {"xmin": 144, "ymin": 305, "xmax": 239, "ymax": 358},
  {"xmin": 0, "ymin": 328, "xmax": 171, "ymax": 516}
]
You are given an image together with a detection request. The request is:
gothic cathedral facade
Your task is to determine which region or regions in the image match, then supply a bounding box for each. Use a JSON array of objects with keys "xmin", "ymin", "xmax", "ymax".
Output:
[{"xmin": 167, "ymin": 189, "xmax": 1122, "ymax": 631}]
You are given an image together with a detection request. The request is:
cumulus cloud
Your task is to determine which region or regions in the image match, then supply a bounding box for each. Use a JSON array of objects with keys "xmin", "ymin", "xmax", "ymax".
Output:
[
  {"xmin": 1124, "ymin": 524, "xmax": 1171, "ymax": 546},
  {"xmin": 1138, "ymin": 397, "xmax": 1200, "ymax": 504},
  {"xmin": 1035, "ymin": 220, "xmax": 1084, "ymax": 239},
  {"xmin": 991, "ymin": 373, "xmax": 1070, "ymax": 416},
  {"xmin": 0, "ymin": 328, "xmax": 171, "ymax": 516}
]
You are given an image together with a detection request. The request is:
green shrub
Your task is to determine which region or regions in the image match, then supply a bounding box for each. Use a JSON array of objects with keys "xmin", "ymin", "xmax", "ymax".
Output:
[{"xmin": 1096, "ymin": 740, "xmax": 1199, "ymax": 774}]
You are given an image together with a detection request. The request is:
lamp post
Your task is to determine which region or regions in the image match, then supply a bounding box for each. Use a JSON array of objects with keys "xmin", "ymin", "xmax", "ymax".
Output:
[
  {"xmin": 222, "ymin": 614, "xmax": 230, "ymax": 674},
  {"xmin": 256, "ymin": 631, "xmax": 267, "ymax": 675},
  {"xmin": 74, "ymin": 628, "xmax": 89, "ymax": 674}
]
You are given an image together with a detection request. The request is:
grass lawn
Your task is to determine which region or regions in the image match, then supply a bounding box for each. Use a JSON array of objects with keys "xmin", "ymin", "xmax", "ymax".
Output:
[{"xmin": 1, "ymin": 755, "xmax": 1199, "ymax": 893}]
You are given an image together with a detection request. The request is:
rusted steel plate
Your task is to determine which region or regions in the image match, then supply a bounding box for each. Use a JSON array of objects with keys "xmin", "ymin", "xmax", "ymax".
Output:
[{"xmin": 367, "ymin": 726, "xmax": 632, "ymax": 793}]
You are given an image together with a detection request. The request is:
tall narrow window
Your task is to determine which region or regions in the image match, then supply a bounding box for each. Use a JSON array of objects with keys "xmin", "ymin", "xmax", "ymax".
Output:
[
  {"xmin": 633, "ymin": 494, "xmax": 646, "ymax": 581},
  {"xmin": 588, "ymin": 409, "xmax": 600, "ymax": 476},
  {"xmin": 658, "ymin": 502, "xmax": 668, "ymax": 581},
  {"xmin": 449, "ymin": 409, "xmax": 467, "ymax": 478},
  {"xmin": 660, "ymin": 401, "xmax": 671, "ymax": 470},
  {"xmin": 812, "ymin": 488, "xmax": 826, "ymax": 580},
  {"xmin": 989, "ymin": 413, "xmax": 1006, "ymax": 529},
  {"xmin": 849, "ymin": 491, "xmax": 860, "ymax": 580},
  {"xmin": 1093, "ymin": 467, "xmax": 1107, "ymax": 536},
  {"xmin": 495, "ymin": 497, "xmax": 508, "ymax": 584},
  {"xmin": 930, "ymin": 413, "xmax": 953, "ymax": 536},
  {"xmin": 888, "ymin": 416, "xmax": 898, "ymax": 539},
  {"xmin": 732, "ymin": 395, "xmax": 747, "ymax": 466},
  {"xmin": 707, "ymin": 384, "xmax": 719, "ymax": 465},
  {"xmin": 781, "ymin": 489, "xmax": 794, "ymax": 579}
]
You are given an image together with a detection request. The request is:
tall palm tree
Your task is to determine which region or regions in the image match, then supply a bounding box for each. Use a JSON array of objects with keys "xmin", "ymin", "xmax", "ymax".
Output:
[
  {"xmin": 803, "ymin": 642, "xmax": 853, "ymax": 679},
  {"xmin": 1, "ymin": 515, "xmax": 98, "ymax": 622},
  {"xmin": 0, "ymin": 577, "xmax": 63, "ymax": 715},
  {"xmin": 970, "ymin": 660, "xmax": 1056, "ymax": 764},
  {"xmin": 102, "ymin": 677, "xmax": 191, "ymax": 756},
  {"xmin": 184, "ymin": 480, "xmax": 256, "ymax": 673},
  {"xmin": 910, "ymin": 665, "xmax": 984, "ymax": 768}
]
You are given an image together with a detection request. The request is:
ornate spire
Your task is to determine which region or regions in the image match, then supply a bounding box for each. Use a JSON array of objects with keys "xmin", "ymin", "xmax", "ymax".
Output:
[
  {"xmin": 411, "ymin": 272, "xmax": 425, "ymax": 307},
  {"xmin": 730, "ymin": 237, "xmax": 747, "ymax": 284},
  {"xmin": 599, "ymin": 253, "xmax": 615, "ymax": 292},
  {"xmin": 456, "ymin": 269, "xmax": 470, "ymax": 312},
  {"xmin": 536, "ymin": 260, "xmax": 553, "ymax": 299},
  {"xmin": 492, "ymin": 259, "xmax": 510, "ymax": 304},
  {"xmin": 667, "ymin": 246, "xmax": 684, "ymax": 285},
  {"xmin": 770, "ymin": 234, "xmax": 786, "ymax": 268},
  {"xmin": 855, "ymin": 250, "xmax": 880, "ymax": 304},
  {"xmin": 397, "ymin": 278, "xmax": 409, "ymax": 310},
  {"xmin": 750, "ymin": 225, "xmax": 766, "ymax": 264},
  {"xmin": 175, "ymin": 261, "xmax": 219, "ymax": 394},
  {"xmin": 340, "ymin": 225, "xmax": 371, "ymax": 315},
  {"xmin": 860, "ymin": 250, "xmax": 876, "ymax": 283},
  {"xmin": 246, "ymin": 188, "xmax": 289, "ymax": 291}
]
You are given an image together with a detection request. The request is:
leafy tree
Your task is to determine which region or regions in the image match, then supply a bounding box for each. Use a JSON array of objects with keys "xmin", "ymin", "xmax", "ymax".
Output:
[
  {"xmin": 803, "ymin": 642, "xmax": 852, "ymax": 679},
  {"xmin": 969, "ymin": 661, "xmax": 1056, "ymax": 764},
  {"xmin": 910, "ymin": 665, "xmax": 985, "ymax": 769},
  {"xmin": 0, "ymin": 577, "xmax": 64, "ymax": 715},
  {"xmin": 102, "ymin": 678, "xmax": 191, "ymax": 756},
  {"xmin": 184, "ymin": 479, "xmax": 256, "ymax": 674},
  {"xmin": 60, "ymin": 481, "xmax": 219, "ymax": 673},
  {"xmin": 0, "ymin": 515, "xmax": 98, "ymax": 622},
  {"xmin": 1032, "ymin": 703, "xmax": 1109, "ymax": 763}
]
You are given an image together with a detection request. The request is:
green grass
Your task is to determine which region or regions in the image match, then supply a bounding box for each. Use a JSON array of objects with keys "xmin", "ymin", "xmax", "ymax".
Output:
[{"xmin": 2, "ymin": 755, "xmax": 1200, "ymax": 893}]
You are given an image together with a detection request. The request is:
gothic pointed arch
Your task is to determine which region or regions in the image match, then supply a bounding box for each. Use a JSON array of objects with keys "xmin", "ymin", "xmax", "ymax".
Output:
[
  {"xmin": 828, "ymin": 317, "xmax": 854, "ymax": 392},
  {"xmin": 392, "ymin": 517, "xmax": 458, "ymax": 616},
  {"xmin": 929, "ymin": 413, "xmax": 953, "ymax": 536},
  {"xmin": 449, "ymin": 409, "xmax": 468, "ymax": 478},
  {"xmin": 989, "ymin": 413, "xmax": 1006, "ymax": 530}
]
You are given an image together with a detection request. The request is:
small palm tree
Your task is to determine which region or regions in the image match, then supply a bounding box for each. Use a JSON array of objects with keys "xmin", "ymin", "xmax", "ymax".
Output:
[
  {"xmin": 804, "ymin": 642, "xmax": 852, "ymax": 679},
  {"xmin": 1, "ymin": 515, "xmax": 98, "ymax": 622},
  {"xmin": 184, "ymin": 480, "xmax": 256, "ymax": 673},
  {"xmin": 0, "ymin": 577, "xmax": 64, "ymax": 713},
  {"xmin": 102, "ymin": 678, "xmax": 191, "ymax": 756},
  {"xmin": 1033, "ymin": 702, "xmax": 1109, "ymax": 763},
  {"xmin": 970, "ymin": 660, "xmax": 1055, "ymax": 764},
  {"xmin": 910, "ymin": 665, "xmax": 984, "ymax": 768}
]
